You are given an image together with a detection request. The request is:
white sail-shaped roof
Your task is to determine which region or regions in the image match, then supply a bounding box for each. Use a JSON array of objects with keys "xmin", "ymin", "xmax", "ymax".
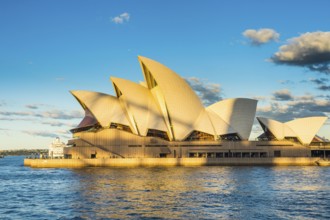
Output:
[
  {"xmin": 257, "ymin": 116, "xmax": 327, "ymax": 145},
  {"xmin": 286, "ymin": 117, "xmax": 327, "ymax": 145},
  {"xmin": 69, "ymin": 56, "xmax": 329, "ymax": 145},
  {"xmin": 257, "ymin": 117, "xmax": 289, "ymax": 140},
  {"xmin": 207, "ymin": 98, "xmax": 257, "ymax": 140},
  {"xmin": 70, "ymin": 90, "xmax": 130, "ymax": 128},
  {"xmin": 191, "ymin": 109, "xmax": 217, "ymax": 139},
  {"xmin": 138, "ymin": 56, "xmax": 212, "ymax": 140},
  {"xmin": 110, "ymin": 77, "xmax": 168, "ymax": 136},
  {"xmin": 206, "ymin": 109, "xmax": 237, "ymax": 135}
]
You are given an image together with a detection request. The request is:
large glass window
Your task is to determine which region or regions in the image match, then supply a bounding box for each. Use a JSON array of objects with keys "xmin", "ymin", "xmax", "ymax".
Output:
[
  {"xmin": 146, "ymin": 129, "xmax": 169, "ymax": 141},
  {"xmin": 220, "ymin": 133, "xmax": 241, "ymax": 141},
  {"xmin": 110, "ymin": 123, "xmax": 132, "ymax": 133},
  {"xmin": 184, "ymin": 130, "xmax": 214, "ymax": 141}
]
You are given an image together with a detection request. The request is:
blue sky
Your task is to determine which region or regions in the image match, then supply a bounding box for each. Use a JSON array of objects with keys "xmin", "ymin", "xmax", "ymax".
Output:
[{"xmin": 1, "ymin": 0, "xmax": 330, "ymax": 149}]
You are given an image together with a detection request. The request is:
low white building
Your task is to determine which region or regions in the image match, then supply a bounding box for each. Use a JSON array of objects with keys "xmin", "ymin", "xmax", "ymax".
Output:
[{"xmin": 49, "ymin": 137, "xmax": 66, "ymax": 158}]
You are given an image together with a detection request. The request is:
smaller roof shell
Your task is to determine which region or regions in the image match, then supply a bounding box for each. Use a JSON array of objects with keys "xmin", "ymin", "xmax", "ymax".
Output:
[
  {"xmin": 257, "ymin": 116, "xmax": 327, "ymax": 145},
  {"xmin": 71, "ymin": 90, "xmax": 131, "ymax": 128},
  {"xmin": 207, "ymin": 98, "xmax": 258, "ymax": 140}
]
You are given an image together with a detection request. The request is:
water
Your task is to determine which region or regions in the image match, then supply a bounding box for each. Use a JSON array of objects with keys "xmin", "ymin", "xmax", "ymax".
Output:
[{"xmin": 0, "ymin": 156, "xmax": 329, "ymax": 220}]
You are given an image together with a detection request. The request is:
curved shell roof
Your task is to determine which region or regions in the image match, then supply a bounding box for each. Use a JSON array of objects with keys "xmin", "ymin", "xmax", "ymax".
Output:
[
  {"xmin": 208, "ymin": 98, "xmax": 258, "ymax": 140},
  {"xmin": 110, "ymin": 77, "xmax": 168, "ymax": 136},
  {"xmin": 257, "ymin": 116, "xmax": 327, "ymax": 145},
  {"xmin": 206, "ymin": 109, "xmax": 236, "ymax": 135},
  {"xmin": 68, "ymin": 56, "xmax": 327, "ymax": 143},
  {"xmin": 286, "ymin": 117, "xmax": 327, "ymax": 145},
  {"xmin": 138, "ymin": 56, "xmax": 211, "ymax": 140},
  {"xmin": 71, "ymin": 90, "xmax": 131, "ymax": 128},
  {"xmin": 257, "ymin": 117, "xmax": 294, "ymax": 140}
]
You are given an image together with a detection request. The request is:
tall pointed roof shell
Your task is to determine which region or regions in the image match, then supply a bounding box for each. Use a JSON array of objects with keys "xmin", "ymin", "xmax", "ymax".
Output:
[
  {"xmin": 110, "ymin": 77, "xmax": 168, "ymax": 136},
  {"xmin": 138, "ymin": 56, "xmax": 210, "ymax": 140}
]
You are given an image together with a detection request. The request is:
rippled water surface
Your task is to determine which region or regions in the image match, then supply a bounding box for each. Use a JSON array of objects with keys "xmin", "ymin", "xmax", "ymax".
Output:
[{"xmin": 0, "ymin": 156, "xmax": 329, "ymax": 219}]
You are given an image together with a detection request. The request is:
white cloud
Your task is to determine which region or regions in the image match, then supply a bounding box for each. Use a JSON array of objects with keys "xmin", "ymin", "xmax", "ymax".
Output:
[
  {"xmin": 185, "ymin": 77, "xmax": 223, "ymax": 106},
  {"xmin": 56, "ymin": 130, "xmax": 71, "ymax": 135},
  {"xmin": 278, "ymin": 80, "xmax": 294, "ymax": 85},
  {"xmin": 272, "ymin": 89, "xmax": 294, "ymax": 101},
  {"xmin": 0, "ymin": 109, "xmax": 83, "ymax": 120},
  {"xmin": 257, "ymin": 93, "xmax": 329, "ymax": 122},
  {"xmin": 252, "ymin": 96, "xmax": 268, "ymax": 102},
  {"xmin": 111, "ymin": 12, "xmax": 130, "ymax": 24},
  {"xmin": 42, "ymin": 121, "xmax": 77, "ymax": 127},
  {"xmin": 22, "ymin": 129, "xmax": 71, "ymax": 139},
  {"xmin": 0, "ymin": 117, "xmax": 34, "ymax": 121},
  {"xmin": 37, "ymin": 110, "xmax": 83, "ymax": 120},
  {"xmin": 22, "ymin": 130, "xmax": 59, "ymax": 138},
  {"xmin": 257, "ymin": 105, "xmax": 272, "ymax": 113},
  {"xmin": 243, "ymin": 28, "xmax": 279, "ymax": 45},
  {"xmin": 270, "ymin": 31, "xmax": 330, "ymax": 74},
  {"xmin": 26, "ymin": 104, "xmax": 39, "ymax": 109}
]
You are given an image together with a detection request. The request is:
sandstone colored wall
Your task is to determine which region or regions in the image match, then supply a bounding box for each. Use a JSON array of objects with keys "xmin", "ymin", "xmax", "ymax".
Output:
[{"xmin": 24, "ymin": 157, "xmax": 322, "ymax": 168}]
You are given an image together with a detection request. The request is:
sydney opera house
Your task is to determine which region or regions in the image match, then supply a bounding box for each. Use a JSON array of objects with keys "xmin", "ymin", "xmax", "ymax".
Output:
[{"xmin": 64, "ymin": 56, "xmax": 329, "ymax": 160}]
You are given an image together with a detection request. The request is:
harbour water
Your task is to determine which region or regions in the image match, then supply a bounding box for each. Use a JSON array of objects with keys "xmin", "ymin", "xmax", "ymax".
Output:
[{"xmin": 1, "ymin": 156, "xmax": 329, "ymax": 219}]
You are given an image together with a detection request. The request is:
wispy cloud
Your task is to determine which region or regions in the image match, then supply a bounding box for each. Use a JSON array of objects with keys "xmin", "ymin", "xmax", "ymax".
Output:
[
  {"xmin": 257, "ymin": 94, "xmax": 329, "ymax": 122},
  {"xmin": 0, "ymin": 109, "xmax": 83, "ymax": 120},
  {"xmin": 25, "ymin": 103, "xmax": 53, "ymax": 110},
  {"xmin": 243, "ymin": 28, "xmax": 279, "ymax": 46},
  {"xmin": 310, "ymin": 78, "xmax": 329, "ymax": 85},
  {"xmin": 0, "ymin": 100, "xmax": 6, "ymax": 107},
  {"xmin": 0, "ymin": 111, "xmax": 30, "ymax": 117},
  {"xmin": 318, "ymin": 95, "xmax": 330, "ymax": 100},
  {"xmin": 42, "ymin": 121, "xmax": 76, "ymax": 127},
  {"xmin": 111, "ymin": 12, "xmax": 130, "ymax": 24},
  {"xmin": 185, "ymin": 77, "xmax": 223, "ymax": 106},
  {"xmin": 278, "ymin": 80, "xmax": 294, "ymax": 85},
  {"xmin": 252, "ymin": 96, "xmax": 267, "ymax": 102},
  {"xmin": 22, "ymin": 130, "xmax": 71, "ymax": 139},
  {"xmin": 55, "ymin": 129, "xmax": 72, "ymax": 139},
  {"xmin": 318, "ymin": 85, "xmax": 330, "ymax": 91},
  {"xmin": 272, "ymin": 89, "xmax": 294, "ymax": 101},
  {"xmin": 22, "ymin": 130, "xmax": 59, "ymax": 138},
  {"xmin": 0, "ymin": 128, "xmax": 10, "ymax": 136},
  {"xmin": 25, "ymin": 104, "xmax": 39, "ymax": 109},
  {"xmin": 310, "ymin": 78, "xmax": 330, "ymax": 91},
  {"xmin": 270, "ymin": 31, "xmax": 330, "ymax": 75},
  {"xmin": 0, "ymin": 117, "xmax": 34, "ymax": 121},
  {"xmin": 37, "ymin": 110, "xmax": 83, "ymax": 120}
]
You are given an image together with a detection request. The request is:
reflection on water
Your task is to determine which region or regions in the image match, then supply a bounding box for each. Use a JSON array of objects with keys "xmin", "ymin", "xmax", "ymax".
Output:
[{"xmin": 0, "ymin": 156, "xmax": 329, "ymax": 219}]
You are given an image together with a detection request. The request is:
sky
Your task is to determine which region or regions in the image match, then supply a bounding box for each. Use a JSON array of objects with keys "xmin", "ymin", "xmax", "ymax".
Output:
[{"xmin": 1, "ymin": 0, "xmax": 330, "ymax": 149}]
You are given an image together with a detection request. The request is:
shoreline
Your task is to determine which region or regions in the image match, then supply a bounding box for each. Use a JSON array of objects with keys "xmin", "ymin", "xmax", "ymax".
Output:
[{"xmin": 24, "ymin": 157, "xmax": 329, "ymax": 168}]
